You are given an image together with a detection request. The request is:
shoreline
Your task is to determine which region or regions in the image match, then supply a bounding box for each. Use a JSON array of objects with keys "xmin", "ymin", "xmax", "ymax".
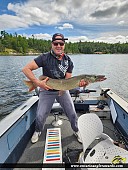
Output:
[
  {"xmin": 0, "ymin": 52, "xmax": 41, "ymax": 56},
  {"xmin": 0, "ymin": 53, "xmax": 128, "ymax": 56}
]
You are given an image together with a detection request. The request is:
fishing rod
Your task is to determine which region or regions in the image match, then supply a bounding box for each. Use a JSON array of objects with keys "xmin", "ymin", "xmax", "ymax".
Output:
[{"xmin": 69, "ymin": 88, "xmax": 96, "ymax": 97}]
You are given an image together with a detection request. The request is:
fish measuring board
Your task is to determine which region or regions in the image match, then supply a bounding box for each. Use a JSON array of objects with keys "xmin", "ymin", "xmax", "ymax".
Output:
[{"xmin": 43, "ymin": 128, "xmax": 64, "ymax": 170}]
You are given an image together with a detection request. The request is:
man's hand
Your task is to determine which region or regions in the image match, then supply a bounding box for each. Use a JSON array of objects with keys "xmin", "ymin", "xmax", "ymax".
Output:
[
  {"xmin": 79, "ymin": 79, "xmax": 89, "ymax": 87},
  {"xmin": 38, "ymin": 77, "xmax": 53, "ymax": 90}
]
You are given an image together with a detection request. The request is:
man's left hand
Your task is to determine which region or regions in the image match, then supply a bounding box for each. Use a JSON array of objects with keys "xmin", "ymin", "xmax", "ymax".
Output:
[{"xmin": 79, "ymin": 79, "xmax": 89, "ymax": 87}]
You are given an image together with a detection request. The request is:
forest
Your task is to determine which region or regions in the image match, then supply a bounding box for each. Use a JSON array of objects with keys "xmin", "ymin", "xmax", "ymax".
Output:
[{"xmin": 0, "ymin": 30, "xmax": 128, "ymax": 55}]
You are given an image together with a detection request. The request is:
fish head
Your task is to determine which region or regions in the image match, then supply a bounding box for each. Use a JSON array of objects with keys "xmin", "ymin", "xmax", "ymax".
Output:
[
  {"xmin": 93, "ymin": 75, "xmax": 106, "ymax": 82},
  {"xmin": 87, "ymin": 75, "xmax": 106, "ymax": 83}
]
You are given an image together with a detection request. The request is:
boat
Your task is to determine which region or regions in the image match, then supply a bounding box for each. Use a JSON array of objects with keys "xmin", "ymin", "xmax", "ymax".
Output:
[{"xmin": 0, "ymin": 87, "xmax": 128, "ymax": 170}]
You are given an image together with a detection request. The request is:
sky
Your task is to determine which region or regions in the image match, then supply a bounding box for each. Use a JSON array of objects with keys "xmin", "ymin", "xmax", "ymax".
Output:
[{"xmin": 0, "ymin": 0, "xmax": 128, "ymax": 43}]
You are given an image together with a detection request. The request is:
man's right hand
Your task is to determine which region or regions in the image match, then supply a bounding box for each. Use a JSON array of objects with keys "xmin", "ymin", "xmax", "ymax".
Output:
[{"xmin": 38, "ymin": 77, "xmax": 53, "ymax": 90}]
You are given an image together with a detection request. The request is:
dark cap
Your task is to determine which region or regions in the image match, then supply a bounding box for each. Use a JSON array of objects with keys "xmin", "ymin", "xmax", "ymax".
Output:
[{"xmin": 52, "ymin": 33, "xmax": 68, "ymax": 42}]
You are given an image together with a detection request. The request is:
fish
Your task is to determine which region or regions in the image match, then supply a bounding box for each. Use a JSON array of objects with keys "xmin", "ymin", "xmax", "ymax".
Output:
[{"xmin": 24, "ymin": 74, "xmax": 106, "ymax": 92}]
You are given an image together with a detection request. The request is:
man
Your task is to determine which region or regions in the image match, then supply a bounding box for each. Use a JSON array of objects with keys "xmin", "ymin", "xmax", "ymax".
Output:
[{"xmin": 22, "ymin": 33, "xmax": 88, "ymax": 144}]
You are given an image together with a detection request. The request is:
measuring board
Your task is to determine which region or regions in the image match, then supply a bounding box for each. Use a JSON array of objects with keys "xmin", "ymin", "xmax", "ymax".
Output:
[{"xmin": 42, "ymin": 128, "xmax": 64, "ymax": 170}]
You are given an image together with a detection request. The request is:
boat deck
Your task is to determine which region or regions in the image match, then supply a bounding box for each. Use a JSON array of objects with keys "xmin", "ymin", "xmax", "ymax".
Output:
[{"xmin": 14, "ymin": 110, "xmax": 116, "ymax": 170}]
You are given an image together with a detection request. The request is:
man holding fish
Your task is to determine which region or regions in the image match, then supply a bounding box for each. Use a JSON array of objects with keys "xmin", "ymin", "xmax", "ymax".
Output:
[{"xmin": 22, "ymin": 33, "xmax": 106, "ymax": 144}]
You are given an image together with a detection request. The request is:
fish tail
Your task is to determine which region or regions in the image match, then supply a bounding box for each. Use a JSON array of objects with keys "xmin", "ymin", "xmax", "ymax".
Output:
[{"xmin": 23, "ymin": 80, "xmax": 36, "ymax": 92}]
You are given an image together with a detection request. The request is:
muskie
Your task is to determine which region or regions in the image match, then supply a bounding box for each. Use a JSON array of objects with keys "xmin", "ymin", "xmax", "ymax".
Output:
[{"xmin": 24, "ymin": 74, "xmax": 106, "ymax": 92}]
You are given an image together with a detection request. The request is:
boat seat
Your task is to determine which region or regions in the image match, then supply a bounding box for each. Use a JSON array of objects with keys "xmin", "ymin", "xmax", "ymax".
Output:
[
  {"xmin": 51, "ymin": 103, "xmax": 63, "ymax": 126},
  {"xmin": 78, "ymin": 113, "xmax": 128, "ymax": 169}
]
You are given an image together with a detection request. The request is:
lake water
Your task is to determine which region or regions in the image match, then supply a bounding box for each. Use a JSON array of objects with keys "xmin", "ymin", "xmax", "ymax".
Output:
[{"xmin": 0, "ymin": 54, "xmax": 128, "ymax": 119}]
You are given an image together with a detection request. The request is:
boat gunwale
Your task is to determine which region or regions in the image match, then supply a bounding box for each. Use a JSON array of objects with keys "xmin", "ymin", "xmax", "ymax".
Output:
[
  {"xmin": 0, "ymin": 96, "xmax": 39, "ymax": 137},
  {"xmin": 106, "ymin": 89, "xmax": 128, "ymax": 114}
]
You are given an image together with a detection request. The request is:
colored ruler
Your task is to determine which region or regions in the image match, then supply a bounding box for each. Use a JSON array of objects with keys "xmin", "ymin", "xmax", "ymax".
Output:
[{"xmin": 43, "ymin": 128, "xmax": 64, "ymax": 170}]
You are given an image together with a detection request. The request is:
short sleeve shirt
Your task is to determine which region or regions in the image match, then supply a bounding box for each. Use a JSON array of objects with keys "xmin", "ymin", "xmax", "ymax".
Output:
[{"xmin": 34, "ymin": 52, "xmax": 74, "ymax": 79}]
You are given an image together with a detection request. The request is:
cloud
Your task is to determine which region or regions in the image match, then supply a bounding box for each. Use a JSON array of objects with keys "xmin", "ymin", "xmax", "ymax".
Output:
[
  {"xmin": 0, "ymin": 0, "xmax": 128, "ymax": 44},
  {"xmin": 90, "ymin": 6, "xmax": 117, "ymax": 18},
  {"xmin": 93, "ymin": 35, "xmax": 127, "ymax": 44},
  {"xmin": 118, "ymin": 20, "xmax": 125, "ymax": 25},
  {"xmin": 3, "ymin": 0, "xmax": 128, "ymax": 28},
  {"xmin": 7, "ymin": 2, "xmax": 61, "ymax": 25},
  {"xmin": 0, "ymin": 0, "xmax": 127, "ymax": 29},
  {"xmin": 25, "ymin": 33, "xmax": 52, "ymax": 40},
  {"xmin": 71, "ymin": 0, "xmax": 85, "ymax": 8},
  {"xmin": 70, "ymin": 35, "xmax": 127, "ymax": 44},
  {"xmin": 24, "ymin": 32, "xmax": 127, "ymax": 44},
  {"xmin": 67, "ymin": 36, "xmax": 88, "ymax": 43},
  {"xmin": 90, "ymin": 1, "xmax": 128, "ymax": 21},
  {"xmin": 57, "ymin": 23, "xmax": 74, "ymax": 30},
  {"xmin": 118, "ymin": 2, "xmax": 128, "ymax": 16},
  {"xmin": 24, "ymin": 33, "xmax": 89, "ymax": 43},
  {"xmin": 89, "ymin": 0, "xmax": 128, "ymax": 26},
  {"xmin": 0, "ymin": 14, "xmax": 29, "ymax": 30}
]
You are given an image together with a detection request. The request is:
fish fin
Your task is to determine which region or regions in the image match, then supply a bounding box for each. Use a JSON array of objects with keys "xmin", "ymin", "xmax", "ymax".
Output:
[{"xmin": 23, "ymin": 80, "xmax": 35, "ymax": 92}]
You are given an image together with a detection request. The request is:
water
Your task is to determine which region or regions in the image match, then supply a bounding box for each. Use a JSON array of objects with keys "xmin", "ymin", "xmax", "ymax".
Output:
[{"xmin": 0, "ymin": 54, "xmax": 128, "ymax": 119}]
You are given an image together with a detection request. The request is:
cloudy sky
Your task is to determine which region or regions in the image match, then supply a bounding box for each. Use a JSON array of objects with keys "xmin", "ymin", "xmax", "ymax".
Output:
[{"xmin": 0, "ymin": 0, "xmax": 128, "ymax": 43}]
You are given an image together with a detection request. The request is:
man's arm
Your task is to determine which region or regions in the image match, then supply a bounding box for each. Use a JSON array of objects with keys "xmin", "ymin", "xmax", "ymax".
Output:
[
  {"xmin": 22, "ymin": 60, "xmax": 39, "ymax": 84},
  {"xmin": 22, "ymin": 60, "xmax": 52, "ymax": 90}
]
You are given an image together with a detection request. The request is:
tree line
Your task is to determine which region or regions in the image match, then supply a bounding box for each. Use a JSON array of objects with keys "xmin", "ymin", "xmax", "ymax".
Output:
[{"xmin": 0, "ymin": 30, "xmax": 128, "ymax": 55}]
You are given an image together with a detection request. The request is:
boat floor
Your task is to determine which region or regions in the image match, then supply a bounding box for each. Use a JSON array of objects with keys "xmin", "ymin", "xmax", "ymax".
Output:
[{"xmin": 14, "ymin": 111, "xmax": 116, "ymax": 170}]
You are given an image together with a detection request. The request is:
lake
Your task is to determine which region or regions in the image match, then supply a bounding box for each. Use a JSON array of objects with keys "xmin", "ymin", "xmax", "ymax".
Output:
[{"xmin": 0, "ymin": 54, "xmax": 128, "ymax": 119}]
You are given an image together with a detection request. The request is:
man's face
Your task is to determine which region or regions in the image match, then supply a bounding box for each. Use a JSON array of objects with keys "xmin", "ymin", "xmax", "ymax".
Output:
[{"xmin": 52, "ymin": 36, "xmax": 65, "ymax": 56}]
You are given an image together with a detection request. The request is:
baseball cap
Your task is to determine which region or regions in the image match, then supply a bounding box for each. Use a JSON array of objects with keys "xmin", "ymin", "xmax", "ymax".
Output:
[{"xmin": 52, "ymin": 33, "xmax": 68, "ymax": 42}]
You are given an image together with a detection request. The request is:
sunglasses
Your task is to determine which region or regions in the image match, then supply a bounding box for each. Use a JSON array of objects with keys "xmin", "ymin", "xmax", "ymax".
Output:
[{"xmin": 53, "ymin": 42, "xmax": 65, "ymax": 46}]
